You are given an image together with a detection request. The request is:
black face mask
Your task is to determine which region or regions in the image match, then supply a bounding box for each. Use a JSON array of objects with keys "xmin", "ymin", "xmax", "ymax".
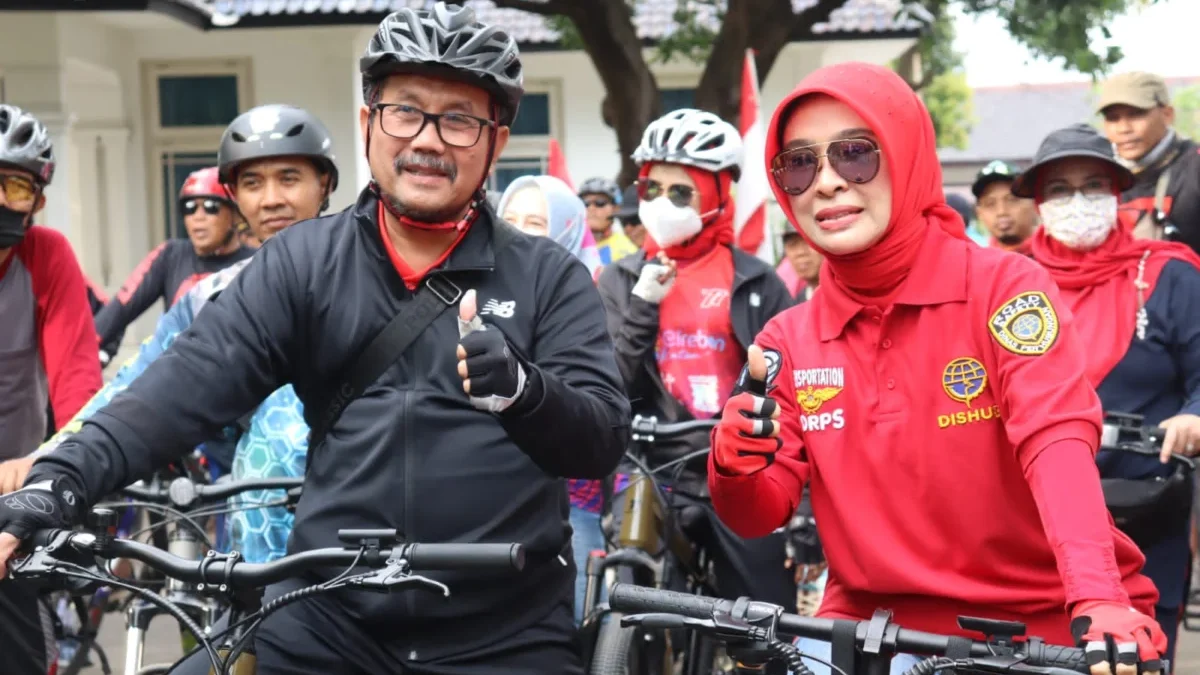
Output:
[{"xmin": 0, "ymin": 206, "xmax": 30, "ymax": 249}]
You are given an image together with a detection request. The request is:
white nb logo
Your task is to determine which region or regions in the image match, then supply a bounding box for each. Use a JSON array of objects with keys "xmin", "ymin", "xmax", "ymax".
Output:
[{"xmin": 480, "ymin": 299, "xmax": 516, "ymax": 318}]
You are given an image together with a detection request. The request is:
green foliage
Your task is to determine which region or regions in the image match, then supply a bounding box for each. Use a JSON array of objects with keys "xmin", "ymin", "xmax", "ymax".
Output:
[
  {"xmin": 925, "ymin": 71, "xmax": 975, "ymax": 149},
  {"xmin": 1173, "ymin": 85, "xmax": 1200, "ymax": 140},
  {"xmin": 653, "ymin": 0, "xmax": 722, "ymax": 64}
]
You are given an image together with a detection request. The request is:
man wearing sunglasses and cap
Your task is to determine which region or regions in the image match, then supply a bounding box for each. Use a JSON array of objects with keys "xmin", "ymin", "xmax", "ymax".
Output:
[
  {"xmin": 615, "ymin": 182, "xmax": 647, "ymax": 249},
  {"xmin": 1098, "ymin": 72, "xmax": 1200, "ymax": 253},
  {"xmin": 972, "ymin": 160, "xmax": 1038, "ymax": 255},
  {"xmin": 92, "ymin": 166, "xmax": 254, "ymax": 355}
]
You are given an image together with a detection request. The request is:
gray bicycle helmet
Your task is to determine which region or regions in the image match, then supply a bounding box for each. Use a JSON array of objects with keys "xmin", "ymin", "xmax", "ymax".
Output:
[
  {"xmin": 0, "ymin": 105, "xmax": 55, "ymax": 185},
  {"xmin": 218, "ymin": 104, "xmax": 338, "ymax": 190},
  {"xmin": 578, "ymin": 177, "xmax": 621, "ymax": 203},
  {"xmin": 633, "ymin": 108, "xmax": 743, "ymax": 181},
  {"xmin": 360, "ymin": 2, "xmax": 524, "ymax": 127}
]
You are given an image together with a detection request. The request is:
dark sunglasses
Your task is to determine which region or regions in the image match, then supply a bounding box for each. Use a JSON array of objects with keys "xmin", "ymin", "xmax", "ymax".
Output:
[
  {"xmin": 770, "ymin": 138, "xmax": 881, "ymax": 195},
  {"xmin": 637, "ymin": 178, "xmax": 695, "ymax": 208},
  {"xmin": 181, "ymin": 198, "xmax": 224, "ymax": 216},
  {"xmin": 0, "ymin": 174, "xmax": 37, "ymax": 205},
  {"xmin": 583, "ymin": 198, "xmax": 611, "ymax": 209}
]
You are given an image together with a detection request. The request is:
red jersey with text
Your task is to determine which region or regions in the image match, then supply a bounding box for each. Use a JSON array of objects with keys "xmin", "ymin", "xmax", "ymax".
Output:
[
  {"xmin": 93, "ymin": 238, "xmax": 253, "ymax": 348},
  {"xmin": 0, "ymin": 225, "xmax": 102, "ymax": 458},
  {"xmin": 656, "ymin": 245, "xmax": 744, "ymax": 418},
  {"xmin": 709, "ymin": 226, "xmax": 1157, "ymax": 645}
]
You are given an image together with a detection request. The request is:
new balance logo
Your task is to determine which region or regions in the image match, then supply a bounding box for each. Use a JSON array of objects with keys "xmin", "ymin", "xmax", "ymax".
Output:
[{"xmin": 480, "ymin": 299, "xmax": 516, "ymax": 318}]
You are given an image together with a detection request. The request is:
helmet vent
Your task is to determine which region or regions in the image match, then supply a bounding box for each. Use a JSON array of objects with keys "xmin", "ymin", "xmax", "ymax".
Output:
[{"xmin": 285, "ymin": 123, "xmax": 306, "ymax": 138}]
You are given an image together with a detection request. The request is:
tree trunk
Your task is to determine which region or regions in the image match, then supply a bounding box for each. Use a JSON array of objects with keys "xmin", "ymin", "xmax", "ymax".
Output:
[
  {"xmin": 692, "ymin": 0, "xmax": 846, "ymax": 125},
  {"xmin": 569, "ymin": 0, "xmax": 661, "ymax": 187}
]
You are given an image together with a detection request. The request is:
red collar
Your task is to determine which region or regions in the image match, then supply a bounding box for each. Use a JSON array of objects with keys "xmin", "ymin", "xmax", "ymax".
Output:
[{"xmin": 816, "ymin": 226, "xmax": 968, "ymax": 341}]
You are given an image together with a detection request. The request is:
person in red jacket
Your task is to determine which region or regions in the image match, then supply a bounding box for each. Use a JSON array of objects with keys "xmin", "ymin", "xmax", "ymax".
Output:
[
  {"xmin": 708, "ymin": 62, "xmax": 1165, "ymax": 675},
  {"xmin": 0, "ymin": 103, "xmax": 101, "ymax": 675}
]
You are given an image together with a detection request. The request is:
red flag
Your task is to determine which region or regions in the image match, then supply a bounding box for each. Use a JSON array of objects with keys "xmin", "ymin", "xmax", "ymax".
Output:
[
  {"xmin": 547, "ymin": 138, "xmax": 574, "ymax": 191},
  {"xmin": 734, "ymin": 49, "xmax": 774, "ymax": 262}
]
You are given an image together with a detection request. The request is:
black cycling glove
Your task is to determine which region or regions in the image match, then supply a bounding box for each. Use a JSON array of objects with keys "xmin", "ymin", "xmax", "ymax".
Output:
[
  {"xmin": 457, "ymin": 327, "xmax": 528, "ymax": 412},
  {"xmin": 0, "ymin": 476, "xmax": 81, "ymax": 541}
]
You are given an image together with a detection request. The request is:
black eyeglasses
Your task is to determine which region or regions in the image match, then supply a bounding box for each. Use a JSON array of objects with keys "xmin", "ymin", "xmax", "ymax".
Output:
[
  {"xmin": 583, "ymin": 198, "xmax": 611, "ymax": 209},
  {"xmin": 637, "ymin": 178, "xmax": 695, "ymax": 208},
  {"xmin": 181, "ymin": 198, "xmax": 223, "ymax": 216},
  {"xmin": 373, "ymin": 103, "xmax": 494, "ymax": 149},
  {"xmin": 771, "ymin": 138, "xmax": 881, "ymax": 195}
]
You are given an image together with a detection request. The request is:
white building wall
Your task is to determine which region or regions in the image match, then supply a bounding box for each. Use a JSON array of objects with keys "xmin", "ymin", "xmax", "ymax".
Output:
[{"xmin": 0, "ymin": 9, "xmax": 911, "ymax": 355}]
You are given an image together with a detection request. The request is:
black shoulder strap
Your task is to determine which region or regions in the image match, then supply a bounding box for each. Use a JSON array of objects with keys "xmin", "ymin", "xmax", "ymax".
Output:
[{"xmin": 306, "ymin": 218, "xmax": 521, "ymax": 465}]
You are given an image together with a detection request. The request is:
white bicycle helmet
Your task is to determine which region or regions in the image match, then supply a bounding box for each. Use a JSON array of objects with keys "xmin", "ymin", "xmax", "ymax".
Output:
[{"xmin": 632, "ymin": 108, "xmax": 743, "ymax": 181}]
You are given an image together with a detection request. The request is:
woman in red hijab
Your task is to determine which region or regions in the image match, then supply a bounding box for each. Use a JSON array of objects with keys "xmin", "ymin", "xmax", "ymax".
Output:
[
  {"xmin": 1016, "ymin": 123, "xmax": 1200, "ymax": 668},
  {"xmin": 707, "ymin": 63, "xmax": 1166, "ymax": 675}
]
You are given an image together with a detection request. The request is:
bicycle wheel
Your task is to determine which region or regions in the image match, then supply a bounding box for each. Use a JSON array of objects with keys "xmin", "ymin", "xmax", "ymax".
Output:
[{"xmin": 588, "ymin": 612, "xmax": 642, "ymax": 675}]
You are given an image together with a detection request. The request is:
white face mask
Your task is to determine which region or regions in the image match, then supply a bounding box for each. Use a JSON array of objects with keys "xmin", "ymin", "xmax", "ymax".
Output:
[
  {"xmin": 1038, "ymin": 192, "xmax": 1118, "ymax": 251},
  {"xmin": 638, "ymin": 197, "xmax": 703, "ymax": 248}
]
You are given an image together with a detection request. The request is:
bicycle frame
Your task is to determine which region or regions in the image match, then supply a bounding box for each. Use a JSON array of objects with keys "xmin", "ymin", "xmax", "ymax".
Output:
[{"xmin": 580, "ymin": 418, "xmax": 721, "ymax": 675}]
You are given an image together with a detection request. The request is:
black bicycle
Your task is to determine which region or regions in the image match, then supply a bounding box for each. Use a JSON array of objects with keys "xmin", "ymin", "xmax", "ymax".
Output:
[
  {"xmin": 608, "ymin": 583, "xmax": 1104, "ymax": 675},
  {"xmin": 9, "ymin": 510, "xmax": 524, "ymax": 675}
]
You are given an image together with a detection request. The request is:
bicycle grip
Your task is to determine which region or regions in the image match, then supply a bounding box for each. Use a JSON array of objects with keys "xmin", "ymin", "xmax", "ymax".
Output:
[
  {"xmin": 1027, "ymin": 642, "xmax": 1089, "ymax": 673},
  {"xmin": 609, "ymin": 583, "xmax": 724, "ymax": 619},
  {"xmin": 404, "ymin": 543, "xmax": 525, "ymax": 572}
]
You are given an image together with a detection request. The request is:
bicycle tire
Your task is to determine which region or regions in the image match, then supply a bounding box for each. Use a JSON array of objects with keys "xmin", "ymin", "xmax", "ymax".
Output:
[{"xmin": 588, "ymin": 613, "xmax": 639, "ymax": 675}]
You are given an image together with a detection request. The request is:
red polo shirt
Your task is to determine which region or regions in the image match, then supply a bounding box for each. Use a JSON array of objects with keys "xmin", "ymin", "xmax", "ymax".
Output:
[{"xmin": 710, "ymin": 225, "xmax": 1157, "ymax": 645}]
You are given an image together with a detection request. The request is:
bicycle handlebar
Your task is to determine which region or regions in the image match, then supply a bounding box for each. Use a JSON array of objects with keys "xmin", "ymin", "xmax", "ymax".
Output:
[
  {"xmin": 631, "ymin": 415, "xmax": 718, "ymax": 441},
  {"xmin": 608, "ymin": 584, "xmax": 1091, "ymax": 674},
  {"xmin": 121, "ymin": 476, "xmax": 305, "ymax": 509},
  {"xmin": 17, "ymin": 527, "xmax": 524, "ymax": 588}
]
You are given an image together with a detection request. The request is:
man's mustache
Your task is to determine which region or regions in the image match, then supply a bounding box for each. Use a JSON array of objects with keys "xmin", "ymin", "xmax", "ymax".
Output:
[{"xmin": 394, "ymin": 153, "xmax": 458, "ymax": 182}]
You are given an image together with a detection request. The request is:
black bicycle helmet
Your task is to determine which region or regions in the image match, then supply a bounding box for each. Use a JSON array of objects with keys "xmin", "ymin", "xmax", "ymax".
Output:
[
  {"xmin": 578, "ymin": 177, "xmax": 621, "ymax": 203},
  {"xmin": 0, "ymin": 104, "xmax": 55, "ymax": 185},
  {"xmin": 218, "ymin": 104, "xmax": 338, "ymax": 191},
  {"xmin": 360, "ymin": 2, "xmax": 524, "ymax": 127}
]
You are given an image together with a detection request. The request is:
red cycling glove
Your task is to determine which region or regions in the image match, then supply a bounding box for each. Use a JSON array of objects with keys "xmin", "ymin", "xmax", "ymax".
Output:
[
  {"xmin": 1070, "ymin": 601, "xmax": 1167, "ymax": 674},
  {"xmin": 712, "ymin": 353, "xmax": 782, "ymax": 477}
]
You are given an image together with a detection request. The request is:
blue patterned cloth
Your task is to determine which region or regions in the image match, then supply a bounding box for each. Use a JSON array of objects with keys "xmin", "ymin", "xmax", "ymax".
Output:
[{"xmin": 37, "ymin": 257, "xmax": 309, "ymax": 563}]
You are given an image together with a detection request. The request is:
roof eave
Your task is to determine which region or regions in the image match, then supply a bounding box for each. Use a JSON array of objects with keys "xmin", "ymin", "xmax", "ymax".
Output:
[
  {"xmin": 200, "ymin": 9, "xmax": 919, "ymax": 47},
  {"xmin": 0, "ymin": 0, "xmax": 210, "ymax": 30}
]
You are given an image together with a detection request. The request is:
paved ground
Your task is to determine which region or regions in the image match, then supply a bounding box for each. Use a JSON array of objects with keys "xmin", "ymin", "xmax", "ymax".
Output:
[{"xmin": 78, "ymin": 604, "xmax": 1200, "ymax": 674}]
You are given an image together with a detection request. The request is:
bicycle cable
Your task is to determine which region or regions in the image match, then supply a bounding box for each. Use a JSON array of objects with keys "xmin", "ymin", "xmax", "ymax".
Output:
[
  {"xmin": 52, "ymin": 561, "xmax": 223, "ymax": 674},
  {"xmin": 95, "ymin": 500, "xmax": 211, "ymax": 547}
]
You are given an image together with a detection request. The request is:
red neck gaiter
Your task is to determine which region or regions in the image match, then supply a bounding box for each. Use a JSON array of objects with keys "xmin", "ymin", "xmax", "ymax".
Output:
[
  {"xmin": 763, "ymin": 62, "xmax": 967, "ymax": 305},
  {"xmin": 1031, "ymin": 209, "xmax": 1200, "ymax": 385},
  {"xmin": 641, "ymin": 164, "xmax": 735, "ymax": 263}
]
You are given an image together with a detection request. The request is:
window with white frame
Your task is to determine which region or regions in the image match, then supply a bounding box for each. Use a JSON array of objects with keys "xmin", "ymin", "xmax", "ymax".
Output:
[
  {"xmin": 657, "ymin": 74, "xmax": 699, "ymax": 114},
  {"xmin": 142, "ymin": 59, "xmax": 251, "ymax": 240},
  {"xmin": 488, "ymin": 80, "xmax": 561, "ymax": 194}
]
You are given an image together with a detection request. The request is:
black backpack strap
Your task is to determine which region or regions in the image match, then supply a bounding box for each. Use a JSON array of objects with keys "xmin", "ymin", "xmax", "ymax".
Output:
[
  {"xmin": 306, "ymin": 217, "xmax": 521, "ymax": 468},
  {"xmin": 307, "ymin": 274, "xmax": 463, "ymax": 466}
]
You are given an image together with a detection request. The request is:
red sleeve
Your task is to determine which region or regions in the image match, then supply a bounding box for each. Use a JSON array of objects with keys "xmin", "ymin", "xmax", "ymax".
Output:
[
  {"xmin": 25, "ymin": 226, "xmax": 103, "ymax": 426},
  {"xmin": 986, "ymin": 256, "xmax": 1103, "ymax": 468},
  {"xmin": 708, "ymin": 317, "xmax": 810, "ymax": 538},
  {"xmin": 984, "ymin": 256, "xmax": 1126, "ymax": 607},
  {"xmin": 1026, "ymin": 438, "xmax": 1131, "ymax": 608}
]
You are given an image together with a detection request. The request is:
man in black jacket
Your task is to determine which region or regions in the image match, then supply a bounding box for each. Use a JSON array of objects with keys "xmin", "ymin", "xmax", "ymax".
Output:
[
  {"xmin": 1098, "ymin": 71, "xmax": 1200, "ymax": 252},
  {"xmin": 0, "ymin": 4, "xmax": 629, "ymax": 674},
  {"xmin": 598, "ymin": 108, "xmax": 795, "ymax": 621}
]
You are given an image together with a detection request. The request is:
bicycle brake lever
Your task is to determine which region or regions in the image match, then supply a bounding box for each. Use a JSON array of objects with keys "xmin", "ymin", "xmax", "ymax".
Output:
[{"xmin": 344, "ymin": 564, "xmax": 451, "ymax": 597}]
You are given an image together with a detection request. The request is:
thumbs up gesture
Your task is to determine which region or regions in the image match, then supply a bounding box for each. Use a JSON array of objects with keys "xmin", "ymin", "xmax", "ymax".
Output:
[
  {"xmin": 456, "ymin": 289, "xmax": 528, "ymax": 413},
  {"xmin": 712, "ymin": 344, "xmax": 782, "ymax": 477}
]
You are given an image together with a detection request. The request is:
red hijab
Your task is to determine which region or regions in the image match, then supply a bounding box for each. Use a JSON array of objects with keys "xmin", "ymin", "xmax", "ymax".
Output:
[
  {"xmin": 764, "ymin": 62, "xmax": 966, "ymax": 303},
  {"xmin": 640, "ymin": 163, "xmax": 735, "ymax": 262},
  {"xmin": 1031, "ymin": 209, "xmax": 1200, "ymax": 386}
]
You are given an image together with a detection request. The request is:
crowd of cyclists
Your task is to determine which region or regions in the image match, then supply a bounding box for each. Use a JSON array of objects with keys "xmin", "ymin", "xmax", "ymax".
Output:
[{"xmin": 0, "ymin": 2, "xmax": 1198, "ymax": 674}]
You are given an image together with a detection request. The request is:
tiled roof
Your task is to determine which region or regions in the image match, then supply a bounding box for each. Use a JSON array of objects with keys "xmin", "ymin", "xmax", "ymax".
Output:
[
  {"xmin": 938, "ymin": 77, "xmax": 1200, "ymax": 163},
  {"xmin": 206, "ymin": 0, "xmax": 921, "ymax": 40}
]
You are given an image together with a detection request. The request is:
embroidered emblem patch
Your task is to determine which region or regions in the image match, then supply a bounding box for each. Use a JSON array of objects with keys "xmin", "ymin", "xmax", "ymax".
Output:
[
  {"xmin": 942, "ymin": 357, "xmax": 987, "ymax": 408},
  {"xmin": 988, "ymin": 291, "xmax": 1059, "ymax": 356}
]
